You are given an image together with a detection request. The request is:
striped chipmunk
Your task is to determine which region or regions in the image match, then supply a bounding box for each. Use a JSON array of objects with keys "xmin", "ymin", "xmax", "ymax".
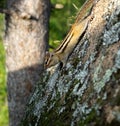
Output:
[{"xmin": 45, "ymin": 0, "xmax": 96, "ymax": 69}]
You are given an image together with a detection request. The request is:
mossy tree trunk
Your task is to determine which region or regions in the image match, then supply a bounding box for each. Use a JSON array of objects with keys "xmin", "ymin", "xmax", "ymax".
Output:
[
  {"xmin": 22, "ymin": 0, "xmax": 120, "ymax": 125},
  {"xmin": 4, "ymin": 0, "xmax": 50, "ymax": 126}
]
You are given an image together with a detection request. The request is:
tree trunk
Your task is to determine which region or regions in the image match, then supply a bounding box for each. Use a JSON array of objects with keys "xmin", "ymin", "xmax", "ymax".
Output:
[
  {"xmin": 4, "ymin": 0, "xmax": 50, "ymax": 126},
  {"xmin": 22, "ymin": 0, "xmax": 120, "ymax": 125}
]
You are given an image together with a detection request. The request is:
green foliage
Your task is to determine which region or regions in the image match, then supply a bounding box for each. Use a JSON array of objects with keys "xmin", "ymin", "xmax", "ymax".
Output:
[
  {"xmin": 0, "ymin": 14, "xmax": 8, "ymax": 126},
  {"xmin": 50, "ymin": 0, "xmax": 85, "ymax": 49}
]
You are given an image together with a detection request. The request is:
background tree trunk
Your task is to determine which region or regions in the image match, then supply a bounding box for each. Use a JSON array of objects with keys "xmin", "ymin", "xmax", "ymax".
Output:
[
  {"xmin": 4, "ymin": 0, "xmax": 50, "ymax": 126},
  {"xmin": 22, "ymin": 0, "xmax": 120, "ymax": 125}
]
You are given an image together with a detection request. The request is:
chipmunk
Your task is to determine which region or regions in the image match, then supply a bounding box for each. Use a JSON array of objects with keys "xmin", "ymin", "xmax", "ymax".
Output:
[{"xmin": 45, "ymin": 0, "xmax": 96, "ymax": 69}]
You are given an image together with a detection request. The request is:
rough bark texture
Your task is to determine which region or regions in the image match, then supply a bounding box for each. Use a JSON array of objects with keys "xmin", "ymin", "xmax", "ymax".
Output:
[
  {"xmin": 22, "ymin": 0, "xmax": 120, "ymax": 125},
  {"xmin": 4, "ymin": 0, "xmax": 50, "ymax": 126}
]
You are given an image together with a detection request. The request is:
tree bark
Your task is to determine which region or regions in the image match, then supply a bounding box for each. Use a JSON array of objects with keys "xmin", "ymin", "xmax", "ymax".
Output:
[
  {"xmin": 22, "ymin": 0, "xmax": 120, "ymax": 125},
  {"xmin": 4, "ymin": 0, "xmax": 50, "ymax": 126}
]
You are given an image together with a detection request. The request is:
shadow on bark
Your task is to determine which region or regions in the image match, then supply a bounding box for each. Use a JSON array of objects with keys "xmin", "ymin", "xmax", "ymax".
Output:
[{"xmin": 7, "ymin": 64, "xmax": 44, "ymax": 126}]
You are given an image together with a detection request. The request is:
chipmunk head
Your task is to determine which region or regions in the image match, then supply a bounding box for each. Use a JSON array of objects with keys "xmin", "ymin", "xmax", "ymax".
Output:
[{"xmin": 44, "ymin": 51, "xmax": 59, "ymax": 69}]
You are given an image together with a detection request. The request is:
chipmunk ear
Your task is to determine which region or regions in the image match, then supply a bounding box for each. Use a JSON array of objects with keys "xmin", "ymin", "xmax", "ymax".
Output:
[{"xmin": 45, "ymin": 51, "xmax": 50, "ymax": 57}]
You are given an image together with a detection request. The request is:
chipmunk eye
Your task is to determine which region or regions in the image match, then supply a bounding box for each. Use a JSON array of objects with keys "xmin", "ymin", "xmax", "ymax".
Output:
[
  {"xmin": 45, "ymin": 61, "xmax": 47, "ymax": 64},
  {"xmin": 51, "ymin": 54, "xmax": 54, "ymax": 57},
  {"xmin": 45, "ymin": 58, "xmax": 48, "ymax": 65}
]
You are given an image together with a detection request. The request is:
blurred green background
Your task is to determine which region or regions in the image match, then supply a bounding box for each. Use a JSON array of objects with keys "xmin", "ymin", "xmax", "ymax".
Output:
[
  {"xmin": 0, "ymin": 0, "xmax": 84, "ymax": 125},
  {"xmin": 50, "ymin": 0, "xmax": 84, "ymax": 49}
]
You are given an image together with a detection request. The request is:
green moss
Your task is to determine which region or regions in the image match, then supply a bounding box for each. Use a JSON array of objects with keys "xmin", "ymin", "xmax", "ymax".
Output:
[
  {"xmin": 0, "ymin": 0, "xmax": 6, "ymax": 8},
  {"xmin": 77, "ymin": 109, "xmax": 101, "ymax": 126}
]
